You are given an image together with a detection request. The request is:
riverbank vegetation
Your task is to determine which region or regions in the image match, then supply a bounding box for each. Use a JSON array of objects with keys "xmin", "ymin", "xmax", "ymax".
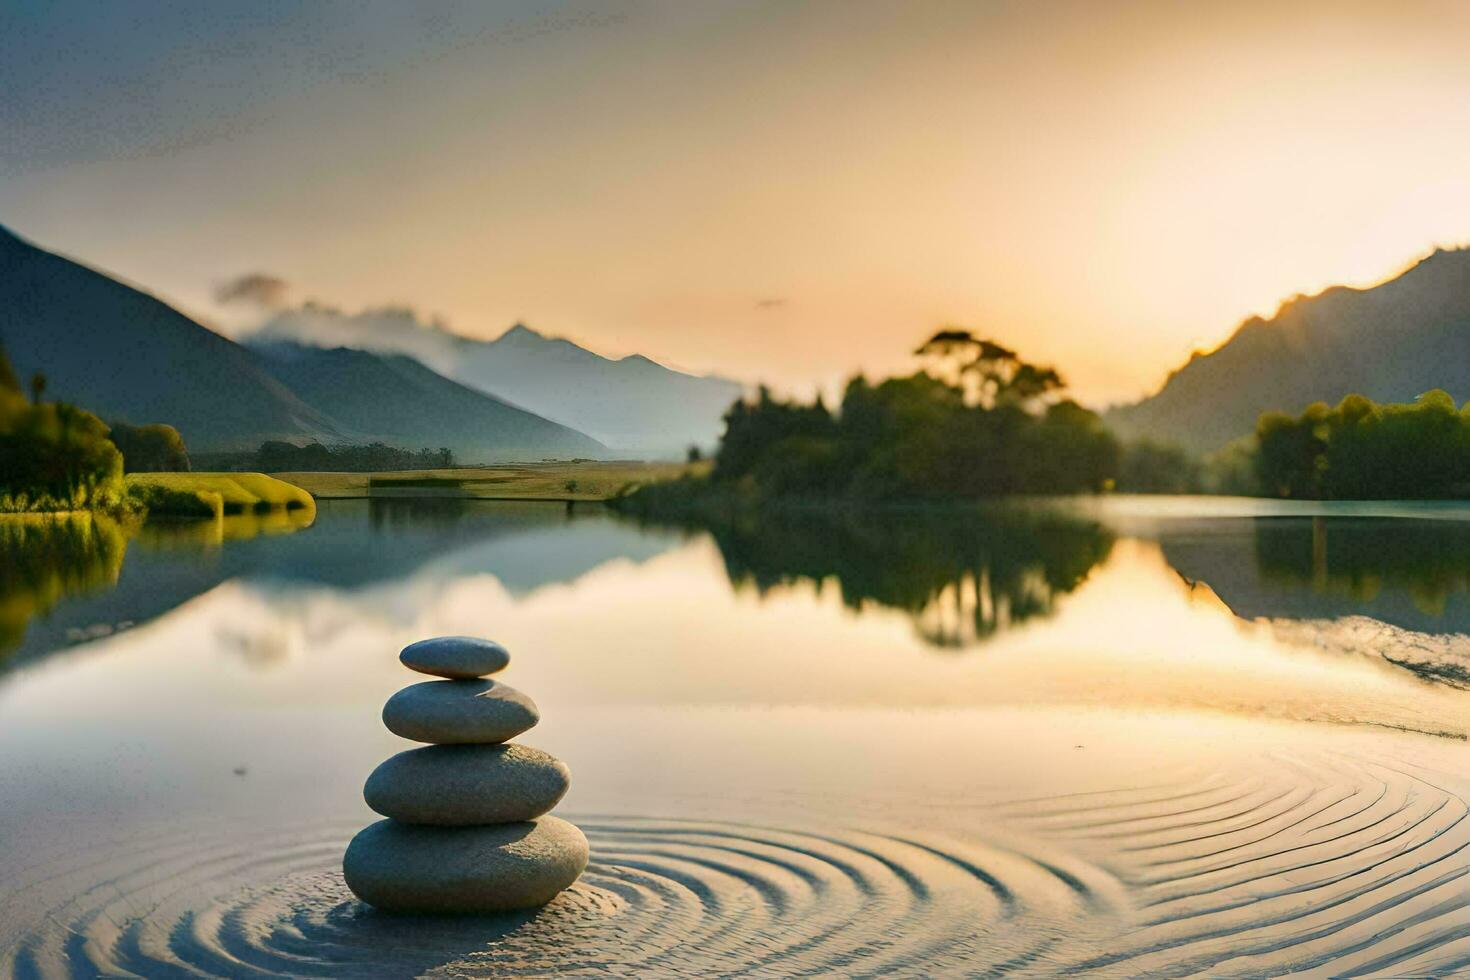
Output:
[
  {"xmin": 283, "ymin": 460, "xmax": 697, "ymax": 501},
  {"xmin": 125, "ymin": 473, "xmax": 315, "ymax": 519},
  {"xmin": 0, "ymin": 349, "xmax": 127, "ymax": 513},
  {"xmin": 1252, "ymin": 391, "xmax": 1470, "ymax": 499},
  {"xmin": 1, "ymin": 344, "xmax": 312, "ymax": 518}
]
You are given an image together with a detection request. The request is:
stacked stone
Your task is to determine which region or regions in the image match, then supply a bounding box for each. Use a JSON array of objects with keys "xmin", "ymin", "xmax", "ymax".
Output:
[{"xmin": 343, "ymin": 636, "xmax": 588, "ymax": 913}]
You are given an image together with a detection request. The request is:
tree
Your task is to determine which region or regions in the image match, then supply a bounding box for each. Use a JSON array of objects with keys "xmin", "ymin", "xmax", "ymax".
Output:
[
  {"xmin": 0, "ymin": 397, "xmax": 124, "ymax": 511},
  {"xmin": 1255, "ymin": 405, "xmax": 1329, "ymax": 498},
  {"xmin": 1117, "ymin": 441, "xmax": 1201, "ymax": 494},
  {"xmin": 915, "ymin": 328, "xmax": 1064, "ymax": 408},
  {"xmin": 109, "ymin": 422, "xmax": 191, "ymax": 473},
  {"xmin": 0, "ymin": 342, "xmax": 19, "ymax": 394}
]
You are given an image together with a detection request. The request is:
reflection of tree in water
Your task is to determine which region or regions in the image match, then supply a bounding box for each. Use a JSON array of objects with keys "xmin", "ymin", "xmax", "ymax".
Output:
[
  {"xmin": 662, "ymin": 508, "xmax": 1113, "ymax": 649},
  {"xmin": 134, "ymin": 508, "xmax": 316, "ymax": 549},
  {"xmin": 1255, "ymin": 518, "xmax": 1470, "ymax": 616},
  {"xmin": 367, "ymin": 496, "xmax": 471, "ymax": 531},
  {"xmin": 0, "ymin": 514, "xmax": 127, "ymax": 660}
]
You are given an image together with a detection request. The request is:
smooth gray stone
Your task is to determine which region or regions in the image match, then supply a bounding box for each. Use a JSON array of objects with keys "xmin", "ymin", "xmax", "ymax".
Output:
[
  {"xmin": 383, "ymin": 679, "xmax": 539, "ymax": 745},
  {"xmin": 399, "ymin": 636, "xmax": 509, "ymax": 679},
  {"xmin": 364, "ymin": 743, "xmax": 571, "ymax": 825},
  {"xmin": 343, "ymin": 816, "xmax": 589, "ymax": 913}
]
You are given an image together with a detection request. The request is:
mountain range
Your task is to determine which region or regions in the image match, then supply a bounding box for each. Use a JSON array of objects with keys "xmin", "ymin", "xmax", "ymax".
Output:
[
  {"xmin": 1109, "ymin": 247, "xmax": 1470, "ymax": 452},
  {"xmin": 249, "ymin": 308, "xmax": 745, "ymax": 455},
  {"xmin": 248, "ymin": 340, "xmax": 604, "ymax": 459},
  {"xmin": 0, "ymin": 225, "xmax": 602, "ymax": 460}
]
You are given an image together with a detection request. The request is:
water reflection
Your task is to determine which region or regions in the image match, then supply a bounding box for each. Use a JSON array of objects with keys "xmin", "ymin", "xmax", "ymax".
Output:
[
  {"xmin": 0, "ymin": 501, "xmax": 682, "ymax": 671},
  {"xmin": 630, "ymin": 508, "xmax": 1115, "ymax": 648},
  {"xmin": 1162, "ymin": 517, "xmax": 1470, "ymax": 634},
  {"xmin": 0, "ymin": 510, "xmax": 318, "ymax": 666},
  {"xmin": 0, "ymin": 514, "xmax": 127, "ymax": 662},
  {"xmin": 9, "ymin": 499, "xmax": 1470, "ymax": 976},
  {"xmin": 23, "ymin": 498, "xmax": 1470, "ymax": 673},
  {"xmin": 137, "ymin": 507, "xmax": 316, "ymax": 547}
]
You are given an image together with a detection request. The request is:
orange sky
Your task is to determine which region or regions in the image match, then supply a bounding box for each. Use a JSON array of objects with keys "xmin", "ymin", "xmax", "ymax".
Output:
[{"xmin": 4, "ymin": 0, "xmax": 1470, "ymax": 405}]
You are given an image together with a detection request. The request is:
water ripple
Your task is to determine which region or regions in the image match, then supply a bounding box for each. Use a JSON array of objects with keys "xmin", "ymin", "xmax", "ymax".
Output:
[
  {"xmin": 8, "ymin": 754, "xmax": 1470, "ymax": 977},
  {"xmin": 0, "ymin": 817, "xmax": 1115, "ymax": 978}
]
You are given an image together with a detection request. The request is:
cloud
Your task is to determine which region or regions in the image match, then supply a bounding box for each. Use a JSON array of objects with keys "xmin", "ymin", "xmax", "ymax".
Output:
[
  {"xmin": 215, "ymin": 273, "xmax": 290, "ymax": 309},
  {"xmin": 213, "ymin": 273, "xmax": 461, "ymax": 370},
  {"xmin": 755, "ymin": 297, "xmax": 788, "ymax": 311},
  {"xmin": 245, "ymin": 300, "xmax": 465, "ymax": 374}
]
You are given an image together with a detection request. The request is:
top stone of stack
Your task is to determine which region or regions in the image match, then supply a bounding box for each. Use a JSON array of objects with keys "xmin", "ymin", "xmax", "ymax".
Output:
[{"xmin": 400, "ymin": 636, "xmax": 510, "ymax": 679}]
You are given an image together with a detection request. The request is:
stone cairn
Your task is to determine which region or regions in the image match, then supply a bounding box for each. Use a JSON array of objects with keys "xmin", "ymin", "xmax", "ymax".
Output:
[{"xmin": 343, "ymin": 636, "xmax": 588, "ymax": 913}]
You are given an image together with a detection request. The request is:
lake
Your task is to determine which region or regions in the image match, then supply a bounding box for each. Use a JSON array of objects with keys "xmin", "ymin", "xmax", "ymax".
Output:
[{"xmin": 3, "ymin": 496, "xmax": 1470, "ymax": 977}]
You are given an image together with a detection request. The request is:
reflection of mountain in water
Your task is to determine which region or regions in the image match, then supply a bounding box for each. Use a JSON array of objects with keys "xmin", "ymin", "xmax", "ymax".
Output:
[
  {"xmin": 1161, "ymin": 518, "xmax": 1470, "ymax": 635},
  {"xmin": 264, "ymin": 499, "xmax": 677, "ymax": 594},
  {"xmin": 628, "ymin": 507, "xmax": 1114, "ymax": 649},
  {"xmin": 0, "ymin": 501, "xmax": 680, "ymax": 670}
]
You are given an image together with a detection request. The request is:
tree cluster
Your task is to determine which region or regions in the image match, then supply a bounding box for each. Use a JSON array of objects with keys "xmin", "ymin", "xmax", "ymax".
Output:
[
  {"xmin": 1116, "ymin": 440, "xmax": 1202, "ymax": 494},
  {"xmin": 0, "ymin": 345, "xmax": 125, "ymax": 512},
  {"xmin": 109, "ymin": 422, "xmax": 191, "ymax": 473},
  {"xmin": 710, "ymin": 330, "xmax": 1119, "ymax": 501},
  {"xmin": 1254, "ymin": 391, "xmax": 1470, "ymax": 499}
]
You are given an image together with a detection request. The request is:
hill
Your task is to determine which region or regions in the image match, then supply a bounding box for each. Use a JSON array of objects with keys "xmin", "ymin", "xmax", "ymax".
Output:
[
  {"xmin": 1108, "ymin": 248, "xmax": 1470, "ymax": 452},
  {"xmin": 0, "ymin": 224, "xmax": 340, "ymax": 451},
  {"xmin": 248, "ymin": 340, "xmax": 603, "ymax": 461},
  {"xmin": 0, "ymin": 225, "xmax": 603, "ymax": 459},
  {"xmin": 455, "ymin": 325, "xmax": 744, "ymax": 455},
  {"xmin": 253, "ymin": 310, "xmax": 744, "ymax": 456}
]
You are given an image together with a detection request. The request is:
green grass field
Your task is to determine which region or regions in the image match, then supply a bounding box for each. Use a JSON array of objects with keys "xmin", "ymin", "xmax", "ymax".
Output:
[
  {"xmin": 276, "ymin": 460, "xmax": 703, "ymax": 501},
  {"xmin": 126, "ymin": 472, "xmax": 316, "ymax": 518}
]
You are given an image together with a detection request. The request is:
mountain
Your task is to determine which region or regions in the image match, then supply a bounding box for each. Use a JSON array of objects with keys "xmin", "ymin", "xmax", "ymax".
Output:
[
  {"xmin": 0, "ymin": 225, "xmax": 602, "ymax": 459},
  {"xmin": 253, "ymin": 310, "xmax": 745, "ymax": 456},
  {"xmin": 247, "ymin": 340, "xmax": 603, "ymax": 460},
  {"xmin": 0, "ymin": 224, "xmax": 341, "ymax": 450},
  {"xmin": 1108, "ymin": 248, "xmax": 1470, "ymax": 453},
  {"xmin": 453, "ymin": 325, "xmax": 743, "ymax": 455}
]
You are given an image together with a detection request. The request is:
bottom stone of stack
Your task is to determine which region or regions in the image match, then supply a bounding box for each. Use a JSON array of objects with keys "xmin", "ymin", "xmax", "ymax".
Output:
[{"xmin": 343, "ymin": 815, "xmax": 589, "ymax": 913}]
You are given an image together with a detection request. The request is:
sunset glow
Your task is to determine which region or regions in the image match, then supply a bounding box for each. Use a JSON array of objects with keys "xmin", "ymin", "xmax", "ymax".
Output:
[{"xmin": 5, "ymin": 0, "xmax": 1469, "ymax": 403}]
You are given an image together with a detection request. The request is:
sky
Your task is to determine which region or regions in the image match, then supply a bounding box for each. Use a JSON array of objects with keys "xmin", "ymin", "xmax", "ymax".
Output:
[{"xmin": 4, "ymin": 0, "xmax": 1470, "ymax": 405}]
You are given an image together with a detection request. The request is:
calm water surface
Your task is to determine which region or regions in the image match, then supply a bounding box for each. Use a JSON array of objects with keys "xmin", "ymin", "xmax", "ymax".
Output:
[{"xmin": 3, "ymin": 497, "xmax": 1470, "ymax": 977}]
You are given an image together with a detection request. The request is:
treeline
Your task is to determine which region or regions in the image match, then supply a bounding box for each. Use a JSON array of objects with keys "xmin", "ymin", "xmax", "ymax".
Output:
[
  {"xmin": 193, "ymin": 440, "xmax": 455, "ymax": 473},
  {"xmin": 1253, "ymin": 391, "xmax": 1470, "ymax": 499},
  {"xmin": 1106, "ymin": 390, "xmax": 1470, "ymax": 500},
  {"xmin": 253, "ymin": 441, "xmax": 454, "ymax": 472},
  {"xmin": 700, "ymin": 331, "xmax": 1120, "ymax": 501}
]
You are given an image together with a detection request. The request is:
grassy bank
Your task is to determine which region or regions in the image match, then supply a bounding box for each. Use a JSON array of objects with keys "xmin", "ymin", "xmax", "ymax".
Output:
[
  {"xmin": 125, "ymin": 473, "xmax": 315, "ymax": 518},
  {"xmin": 277, "ymin": 460, "xmax": 701, "ymax": 502}
]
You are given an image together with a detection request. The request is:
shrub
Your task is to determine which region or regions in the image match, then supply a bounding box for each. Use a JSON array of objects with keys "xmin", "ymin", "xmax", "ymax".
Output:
[{"xmin": 110, "ymin": 422, "xmax": 190, "ymax": 473}]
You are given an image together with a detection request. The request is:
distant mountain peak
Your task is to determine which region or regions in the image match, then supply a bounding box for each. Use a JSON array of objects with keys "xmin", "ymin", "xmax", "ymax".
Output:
[
  {"xmin": 499, "ymin": 322, "xmax": 543, "ymax": 340},
  {"xmin": 236, "ymin": 294, "xmax": 743, "ymax": 454}
]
